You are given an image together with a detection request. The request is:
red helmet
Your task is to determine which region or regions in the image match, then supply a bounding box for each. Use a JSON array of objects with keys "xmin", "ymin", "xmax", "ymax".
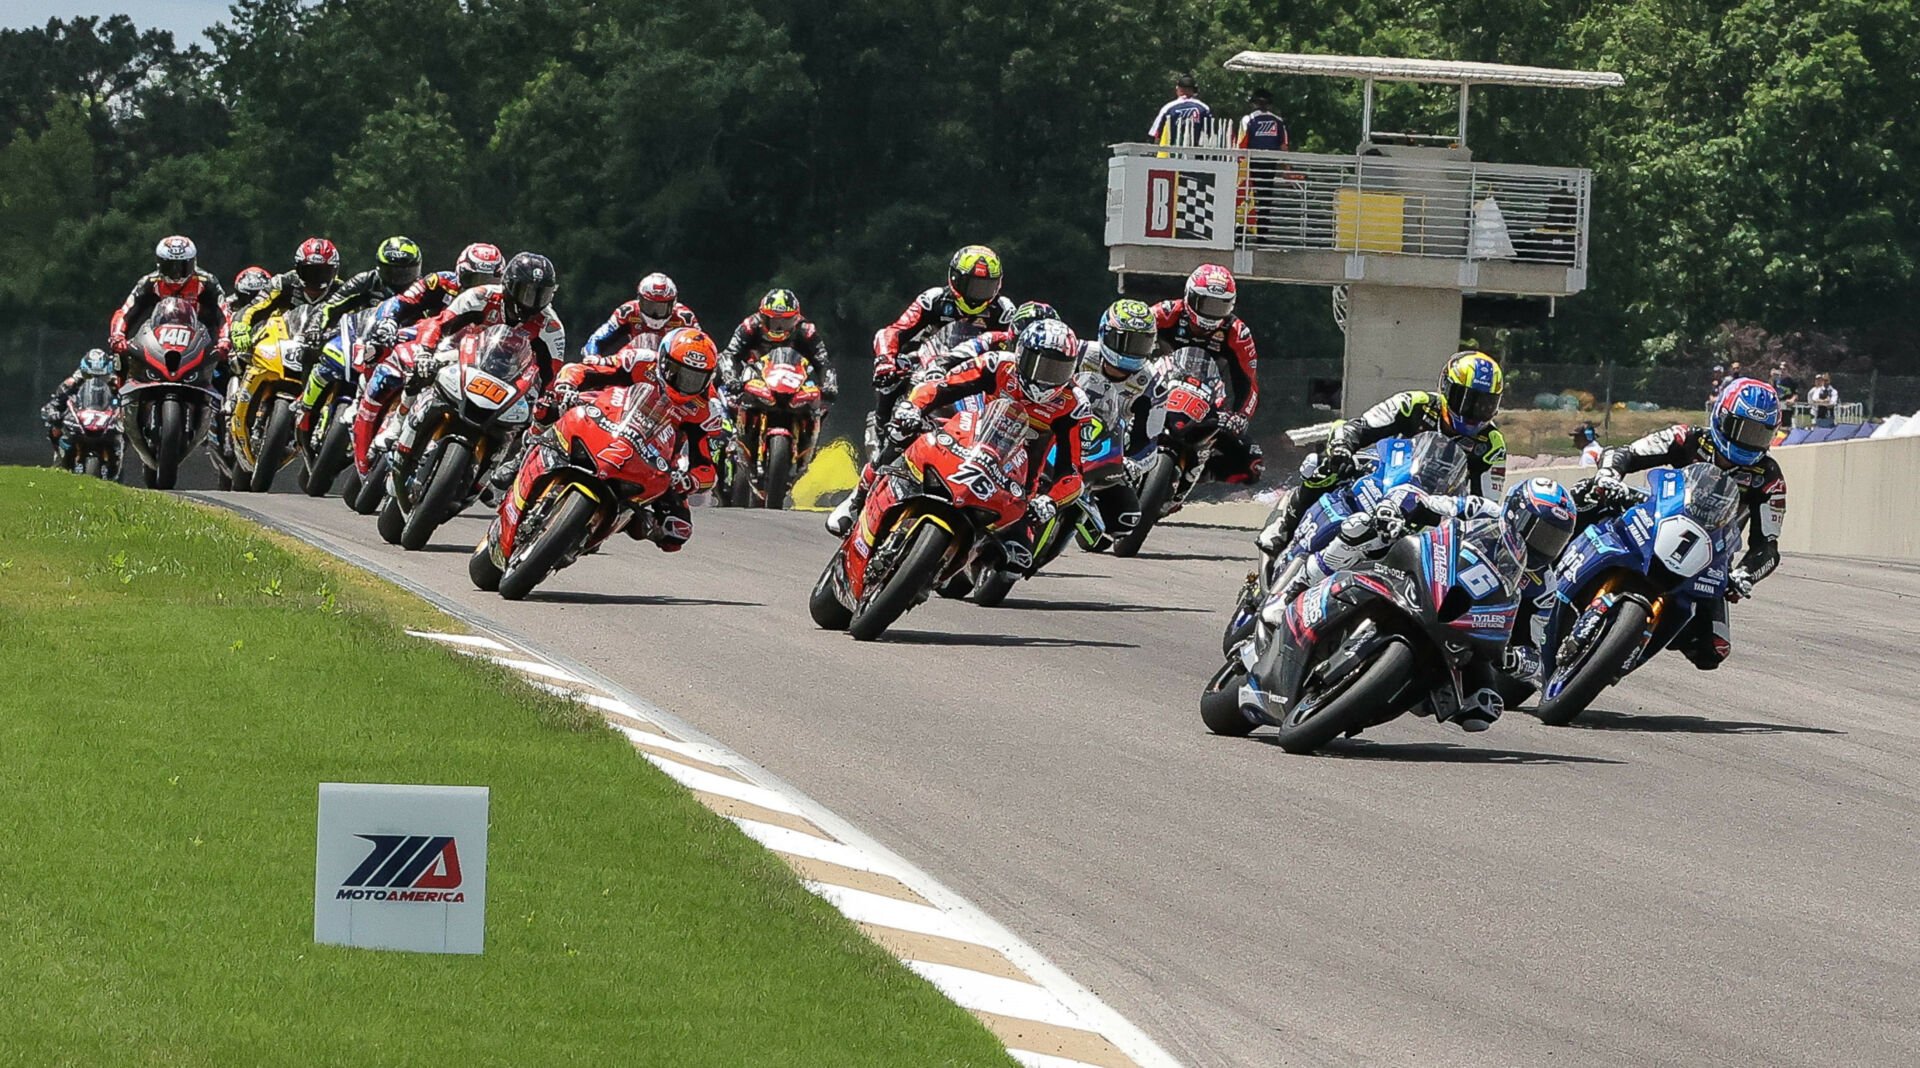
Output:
[
  {"xmin": 456, "ymin": 242, "xmax": 505, "ymax": 289},
  {"xmin": 636, "ymin": 273, "xmax": 678, "ymax": 327},
  {"xmin": 232, "ymin": 265, "xmax": 272, "ymax": 301},
  {"xmin": 294, "ymin": 237, "xmax": 340, "ymax": 290},
  {"xmin": 1184, "ymin": 264, "xmax": 1237, "ymax": 329},
  {"xmin": 654, "ymin": 327, "xmax": 719, "ymax": 401}
]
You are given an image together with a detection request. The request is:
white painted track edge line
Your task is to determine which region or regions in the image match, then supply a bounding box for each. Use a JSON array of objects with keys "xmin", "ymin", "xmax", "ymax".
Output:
[{"xmin": 187, "ymin": 493, "xmax": 1183, "ymax": 1068}]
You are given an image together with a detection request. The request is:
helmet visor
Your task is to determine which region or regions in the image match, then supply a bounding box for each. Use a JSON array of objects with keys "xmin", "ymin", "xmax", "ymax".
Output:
[
  {"xmin": 1522, "ymin": 514, "xmax": 1573, "ymax": 564},
  {"xmin": 1102, "ymin": 327, "xmax": 1156, "ymax": 361},
  {"xmin": 1018, "ymin": 346, "xmax": 1074, "ymax": 389},
  {"xmin": 295, "ymin": 262, "xmax": 337, "ymax": 289},
  {"xmin": 1446, "ymin": 381, "xmax": 1500, "ymax": 425},
  {"xmin": 509, "ymin": 280, "xmax": 557, "ymax": 311},
  {"xmin": 157, "ymin": 258, "xmax": 194, "ymax": 281},
  {"xmin": 639, "ymin": 297, "xmax": 675, "ymax": 322},
  {"xmin": 950, "ymin": 272, "xmax": 1001, "ymax": 310},
  {"xmin": 761, "ymin": 312, "xmax": 798, "ymax": 339},
  {"xmin": 664, "ymin": 359, "xmax": 713, "ymax": 396},
  {"xmin": 1189, "ymin": 292, "xmax": 1234, "ymax": 322},
  {"xmin": 1722, "ymin": 412, "xmax": 1774, "ymax": 451},
  {"xmin": 379, "ymin": 261, "xmax": 422, "ymax": 290}
]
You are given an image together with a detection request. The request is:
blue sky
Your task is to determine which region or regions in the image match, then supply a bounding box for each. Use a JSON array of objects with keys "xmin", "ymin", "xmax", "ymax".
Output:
[{"xmin": 6, "ymin": 1, "xmax": 235, "ymax": 47}]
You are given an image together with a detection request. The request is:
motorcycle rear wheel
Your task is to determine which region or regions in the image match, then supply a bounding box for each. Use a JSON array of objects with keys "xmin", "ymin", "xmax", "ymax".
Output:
[
  {"xmin": 1112, "ymin": 453, "xmax": 1175, "ymax": 558},
  {"xmin": 762, "ymin": 435, "xmax": 793, "ymax": 509},
  {"xmin": 469, "ymin": 545, "xmax": 503, "ymax": 592},
  {"xmin": 400, "ymin": 440, "xmax": 472, "ymax": 551},
  {"xmin": 499, "ymin": 490, "xmax": 597, "ymax": 601},
  {"xmin": 1272, "ymin": 640, "xmax": 1416, "ymax": 754},
  {"xmin": 848, "ymin": 523, "xmax": 951, "ymax": 641},
  {"xmin": 376, "ymin": 495, "xmax": 405, "ymax": 544},
  {"xmin": 1534, "ymin": 598, "xmax": 1649, "ymax": 726},
  {"xmin": 249, "ymin": 396, "xmax": 295, "ymax": 492},
  {"xmin": 972, "ymin": 568, "xmax": 1018, "ymax": 608}
]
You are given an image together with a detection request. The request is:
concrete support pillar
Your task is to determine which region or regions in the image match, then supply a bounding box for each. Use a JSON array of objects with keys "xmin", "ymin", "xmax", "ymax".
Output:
[{"xmin": 1340, "ymin": 284, "xmax": 1464, "ymax": 417}]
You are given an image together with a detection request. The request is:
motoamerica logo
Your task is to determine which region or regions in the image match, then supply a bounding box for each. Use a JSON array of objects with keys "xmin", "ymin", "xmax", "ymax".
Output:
[{"xmin": 336, "ymin": 834, "xmax": 467, "ymax": 903}]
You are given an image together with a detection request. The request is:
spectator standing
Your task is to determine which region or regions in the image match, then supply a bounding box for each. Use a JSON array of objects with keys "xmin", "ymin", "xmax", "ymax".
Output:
[
  {"xmin": 1238, "ymin": 89, "xmax": 1289, "ymax": 151},
  {"xmin": 1708, "ymin": 363, "xmax": 1727, "ymax": 401},
  {"xmin": 1770, "ymin": 363, "xmax": 1800, "ymax": 405},
  {"xmin": 1571, "ymin": 422, "xmax": 1602, "ymax": 466},
  {"xmin": 1807, "ymin": 373, "xmax": 1839, "ymax": 427},
  {"xmin": 1148, "ymin": 73, "xmax": 1211, "ymax": 145}
]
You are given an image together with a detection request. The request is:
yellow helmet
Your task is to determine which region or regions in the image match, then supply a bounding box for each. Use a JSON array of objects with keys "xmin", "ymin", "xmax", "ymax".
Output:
[
  {"xmin": 948, "ymin": 245, "xmax": 1004, "ymax": 315},
  {"xmin": 1439, "ymin": 350, "xmax": 1503, "ymax": 433}
]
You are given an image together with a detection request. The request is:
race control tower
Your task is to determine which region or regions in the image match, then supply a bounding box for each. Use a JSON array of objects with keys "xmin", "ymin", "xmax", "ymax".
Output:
[{"xmin": 1106, "ymin": 53, "xmax": 1623, "ymax": 415}]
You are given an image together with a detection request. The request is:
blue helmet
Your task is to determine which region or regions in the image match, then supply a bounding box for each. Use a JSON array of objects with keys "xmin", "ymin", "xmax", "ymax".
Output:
[
  {"xmin": 79, "ymin": 349, "xmax": 114, "ymax": 377},
  {"xmin": 1502, "ymin": 477, "xmax": 1577, "ymax": 571},
  {"xmin": 1707, "ymin": 377, "xmax": 1780, "ymax": 466}
]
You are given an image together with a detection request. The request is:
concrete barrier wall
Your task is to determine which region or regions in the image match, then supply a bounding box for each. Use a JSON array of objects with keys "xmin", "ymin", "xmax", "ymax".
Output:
[{"xmin": 1179, "ymin": 435, "xmax": 1920, "ymax": 561}]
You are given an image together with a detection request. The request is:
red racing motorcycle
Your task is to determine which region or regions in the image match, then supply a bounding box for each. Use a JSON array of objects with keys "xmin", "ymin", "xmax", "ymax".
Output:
[
  {"xmin": 469, "ymin": 381, "xmax": 682, "ymax": 601},
  {"xmin": 728, "ymin": 346, "xmax": 827, "ymax": 509},
  {"xmin": 810, "ymin": 398, "xmax": 1032, "ymax": 640}
]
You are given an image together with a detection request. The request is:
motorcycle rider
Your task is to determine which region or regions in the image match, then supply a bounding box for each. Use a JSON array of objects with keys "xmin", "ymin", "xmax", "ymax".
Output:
[
  {"xmin": 226, "ymin": 238, "xmax": 344, "ymax": 421},
  {"xmin": 223, "ymin": 266, "xmax": 273, "ymax": 319},
  {"xmin": 543, "ymin": 327, "xmax": 725, "ymax": 553},
  {"xmin": 1263, "ymin": 350, "xmax": 1509, "ymax": 553},
  {"xmin": 717, "ymin": 288, "xmax": 838, "ymax": 399},
  {"xmin": 1063, "ymin": 299, "xmax": 1160, "ymax": 546},
  {"xmin": 580, "ymin": 272, "xmax": 700, "ymax": 358},
  {"xmin": 1148, "ymin": 263, "xmax": 1263, "ymax": 487},
  {"xmin": 357, "ymin": 243, "xmax": 506, "ymax": 370},
  {"xmin": 289, "ymin": 236, "xmax": 425, "ymax": 432},
  {"xmin": 868, "ymin": 244, "xmax": 1018, "ymax": 435},
  {"xmin": 352, "ymin": 252, "xmax": 564, "ymax": 476},
  {"xmin": 1580, "ymin": 376, "xmax": 1785, "ymax": 670},
  {"xmin": 107, "ymin": 235, "xmax": 231, "ymax": 374},
  {"xmin": 1287, "ymin": 477, "xmax": 1577, "ymax": 732},
  {"xmin": 827, "ymin": 320, "xmax": 1090, "ymax": 559},
  {"xmin": 41, "ymin": 349, "xmax": 121, "ymax": 454},
  {"xmin": 931, "ymin": 300, "xmax": 1061, "ymax": 372}
]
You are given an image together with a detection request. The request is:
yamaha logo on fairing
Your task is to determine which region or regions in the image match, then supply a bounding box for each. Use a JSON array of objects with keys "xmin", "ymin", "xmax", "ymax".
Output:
[{"xmin": 335, "ymin": 834, "xmax": 467, "ymax": 903}]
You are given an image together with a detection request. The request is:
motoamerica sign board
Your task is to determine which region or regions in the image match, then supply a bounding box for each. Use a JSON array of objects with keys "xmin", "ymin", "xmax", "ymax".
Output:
[{"xmin": 314, "ymin": 783, "xmax": 489, "ymax": 954}]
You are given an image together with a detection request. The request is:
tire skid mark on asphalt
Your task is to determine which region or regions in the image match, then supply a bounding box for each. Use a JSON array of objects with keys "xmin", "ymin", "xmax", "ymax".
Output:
[{"xmin": 405, "ymin": 626, "xmax": 1179, "ymax": 1068}]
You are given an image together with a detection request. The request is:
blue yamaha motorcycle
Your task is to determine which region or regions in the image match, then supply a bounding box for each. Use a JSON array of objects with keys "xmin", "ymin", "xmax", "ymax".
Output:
[
  {"xmin": 1517, "ymin": 463, "xmax": 1742, "ymax": 725},
  {"xmin": 1221, "ymin": 433, "xmax": 1471, "ymax": 654},
  {"xmin": 1202, "ymin": 513, "xmax": 1525, "ymax": 754}
]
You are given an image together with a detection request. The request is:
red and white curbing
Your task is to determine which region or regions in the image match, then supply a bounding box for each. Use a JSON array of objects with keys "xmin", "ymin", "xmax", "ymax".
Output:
[{"xmin": 408, "ymin": 628, "xmax": 1180, "ymax": 1068}]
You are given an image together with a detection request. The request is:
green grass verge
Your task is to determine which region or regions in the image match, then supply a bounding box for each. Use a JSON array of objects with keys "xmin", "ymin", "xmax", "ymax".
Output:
[{"xmin": 0, "ymin": 468, "xmax": 1012, "ymax": 1067}]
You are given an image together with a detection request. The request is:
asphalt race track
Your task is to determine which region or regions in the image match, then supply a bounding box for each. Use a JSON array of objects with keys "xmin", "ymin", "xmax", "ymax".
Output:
[{"xmin": 204, "ymin": 491, "xmax": 1920, "ymax": 1068}]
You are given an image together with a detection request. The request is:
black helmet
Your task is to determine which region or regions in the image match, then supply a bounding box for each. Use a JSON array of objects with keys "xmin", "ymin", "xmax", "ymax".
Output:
[
  {"xmin": 1012, "ymin": 320, "xmax": 1078, "ymax": 398},
  {"xmin": 503, "ymin": 252, "xmax": 557, "ymax": 321},
  {"xmin": 375, "ymin": 235, "xmax": 423, "ymax": 291}
]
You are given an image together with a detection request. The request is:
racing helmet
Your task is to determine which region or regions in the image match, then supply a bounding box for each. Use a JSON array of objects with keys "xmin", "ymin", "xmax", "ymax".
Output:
[
  {"xmin": 155, "ymin": 235, "xmax": 197, "ymax": 281},
  {"xmin": 1183, "ymin": 264, "xmax": 1237, "ymax": 329},
  {"xmin": 503, "ymin": 252, "xmax": 557, "ymax": 321},
  {"xmin": 758, "ymin": 288, "xmax": 801, "ymax": 340},
  {"xmin": 232, "ymin": 265, "xmax": 273, "ymax": 302},
  {"xmin": 293, "ymin": 237, "xmax": 341, "ymax": 290},
  {"xmin": 1008, "ymin": 301, "xmax": 1059, "ymax": 336},
  {"xmin": 636, "ymin": 273, "xmax": 678, "ymax": 327},
  {"xmin": 1502, "ymin": 478, "xmax": 1578, "ymax": 571},
  {"xmin": 655, "ymin": 327, "xmax": 719, "ymax": 401},
  {"xmin": 1012, "ymin": 319, "xmax": 1078, "ymax": 399},
  {"xmin": 1439, "ymin": 350, "xmax": 1503, "ymax": 434},
  {"xmin": 1097, "ymin": 298, "xmax": 1156, "ymax": 375},
  {"xmin": 1707, "ymin": 377, "xmax": 1781, "ymax": 467},
  {"xmin": 375, "ymin": 235, "xmax": 423, "ymax": 291},
  {"xmin": 947, "ymin": 245, "xmax": 1003, "ymax": 316},
  {"xmin": 78, "ymin": 349, "xmax": 114, "ymax": 377},
  {"xmin": 456, "ymin": 243, "xmax": 505, "ymax": 289}
]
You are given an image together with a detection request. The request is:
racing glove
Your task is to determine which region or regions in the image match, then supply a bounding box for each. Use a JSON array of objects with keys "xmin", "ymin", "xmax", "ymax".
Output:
[
  {"xmin": 821, "ymin": 368, "xmax": 840, "ymax": 402},
  {"xmin": 886, "ymin": 407, "xmax": 928, "ymax": 445},
  {"xmin": 670, "ymin": 470, "xmax": 700, "ymax": 497},
  {"xmin": 109, "ymin": 333, "xmax": 131, "ymax": 356},
  {"xmin": 872, "ymin": 361, "xmax": 909, "ymax": 390},
  {"xmin": 1320, "ymin": 442, "xmax": 1356, "ymax": 480},
  {"xmin": 1727, "ymin": 568, "xmax": 1755, "ymax": 602},
  {"xmin": 1220, "ymin": 412, "xmax": 1249, "ymax": 437}
]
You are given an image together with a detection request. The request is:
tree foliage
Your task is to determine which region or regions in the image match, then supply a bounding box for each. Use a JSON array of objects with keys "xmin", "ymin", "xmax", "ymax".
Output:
[{"xmin": 3, "ymin": 0, "xmax": 1919, "ymax": 373}]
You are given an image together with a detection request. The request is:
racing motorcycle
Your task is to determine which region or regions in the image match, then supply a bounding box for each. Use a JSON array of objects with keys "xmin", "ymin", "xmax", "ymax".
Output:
[
  {"xmin": 57, "ymin": 378, "xmax": 123, "ymax": 479},
  {"xmin": 1112, "ymin": 346, "xmax": 1226, "ymax": 557},
  {"xmin": 119, "ymin": 297, "xmax": 222, "ymax": 490},
  {"xmin": 1200, "ymin": 513, "xmax": 1526, "ymax": 753},
  {"xmin": 230, "ymin": 304, "xmax": 320, "ymax": 492},
  {"xmin": 812, "ymin": 398, "xmax": 1033, "ymax": 640},
  {"xmin": 729, "ymin": 346, "xmax": 827, "ymax": 509},
  {"xmin": 376, "ymin": 325, "xmax": 536, "ymax": 551},
  {"xmin": 1222, "ymin": 433, "xmax": 1472, "ymax": 654},
  {"xmin": 298, "ymin": 306, "xmax": 379, "ymax": 498},
  {"xmin": 866, "ymin": 321, "xmax": 987, "ymax": 454},
  {"xmin": 469, "ymin": 381, "xmax": 682, "ymax": 600},
  {"xmin": 1515, "ymin": 464, "xmax": 1743, "ymax": 725}
]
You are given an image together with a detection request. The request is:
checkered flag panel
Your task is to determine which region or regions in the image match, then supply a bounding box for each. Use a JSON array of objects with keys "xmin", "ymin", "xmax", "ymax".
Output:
[{"xmin": 1174, "ymin": 172, "xmax": 1216, "ymax": 241}]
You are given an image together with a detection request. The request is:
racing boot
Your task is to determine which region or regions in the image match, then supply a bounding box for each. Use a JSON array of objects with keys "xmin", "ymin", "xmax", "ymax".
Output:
[
  {"xmin": 350, "ymin": 397, "xmax": 384, "ymax": 474},
  {"xmin": 1455, "ymin": 688, "xmax": 1502, "ymax": 733},
  {"xmin": 826, "ymin": 464, "xmax": 878, "ymax": 537}
]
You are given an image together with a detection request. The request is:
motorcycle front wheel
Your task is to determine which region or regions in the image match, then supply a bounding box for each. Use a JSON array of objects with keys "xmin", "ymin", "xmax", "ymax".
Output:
[
  {"xmin": 1272, "ymin": 640, "xmax": 1416, "ymax": 754},
  {"xmin": 400, "ymin": 440, "xmax": 472, "ymax": 551},
  {"xmin": 83, "ymin": 455, "xmax": 103, "ymax": 480},
  {"xmin": 249, "ymin": 396, "xmax": 296, "ymax": 492},
  {"xmin": 848, "ymin": 523, "xmax": 951, "ymax": 641},
  {"xmin": 1534, "ymin": 597, "xmax": 1649, "ymax": 726},
  {"xmin": 498, "ymin": 489, "xmax": 597, "ymax": 601},
  {"xmin": 1112, "ymin": 453, "xmax": 1176, "ymax": 558},
  {"xmin": 1200, "ymin": 659, "xmax": 1260, "ymax": 736},
  {"xmin": 762, "ymin": 434, "xmax": 793, "ymax": 509},
  {"xmin": 307, "ymin": 402, "xmax": 353, "ymax": 497},
  {"xmin": 154, "ymin": 398, "xmax": 185, "ymax": 490}
]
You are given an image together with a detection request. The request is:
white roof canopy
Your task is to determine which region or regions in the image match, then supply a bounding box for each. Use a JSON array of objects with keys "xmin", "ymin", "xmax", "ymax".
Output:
[{"xmin": 1224, "ymin": 52, "xmax": 1624, "ymax": 91}]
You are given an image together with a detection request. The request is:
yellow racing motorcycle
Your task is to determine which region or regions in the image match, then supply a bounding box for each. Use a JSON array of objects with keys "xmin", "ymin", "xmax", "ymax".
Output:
[{"xmin": 229, "ymin": 305, "xmax": 319, "ymax": 492}]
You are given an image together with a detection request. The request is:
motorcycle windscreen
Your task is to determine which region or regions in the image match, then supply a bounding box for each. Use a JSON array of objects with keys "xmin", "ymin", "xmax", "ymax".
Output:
[
  {"xmin": 1404, "ymin": 432, "xmax": 1472, "ymax": 495},
  {"xmin": 961, "ymin": 399, "xmax": 1029, "ymax": 485},
  {"xmin": 472, "ymin": 325, "xmax": 534, "ymax": 381},
  {"xmin": 74, "ymin": 379, "xmax": 116, "ymax": 410},
  {"xmin": 1167, "ymin": 346, "xmax": 1218, "ymax": 382},
  {"xmin": 926, "ymin": 320, "xmax": 984, "ymax": 351},
  {"xmin": 1679, "ymin": 463, "xmax": 1741, "ymax": 529}
]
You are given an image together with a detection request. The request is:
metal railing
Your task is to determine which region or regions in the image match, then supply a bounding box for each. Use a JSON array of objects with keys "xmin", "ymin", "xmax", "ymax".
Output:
[{"xmin": 1113, "ymin": 142, "xmax": 1591, "ymax": 270}]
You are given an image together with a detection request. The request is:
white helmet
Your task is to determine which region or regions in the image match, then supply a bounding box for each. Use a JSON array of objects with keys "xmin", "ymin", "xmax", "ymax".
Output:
[{"xmin": 155, "ymin": 235, "xmax": 197, "ymax": 281}]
